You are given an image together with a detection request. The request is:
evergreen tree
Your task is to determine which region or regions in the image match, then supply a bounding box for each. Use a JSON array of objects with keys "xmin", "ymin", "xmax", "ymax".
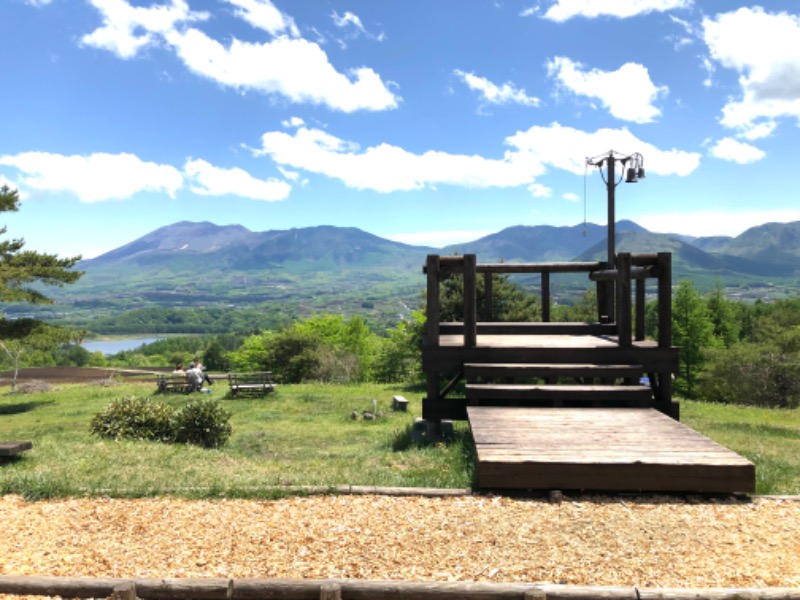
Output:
[
  {"xmin": 673, "ymin": 280, "xmax": 716, "ymax": 397},
  {"xmin": 0, "ymin": 185, "xmax": 83, "ymax": 389},
  {"xmin": 706, "ymin": 282, "xmax": 741, "ymax": 347},
  {"xmin": 438, "ymin": 272, "xmax": 540, "ymax": 322}
]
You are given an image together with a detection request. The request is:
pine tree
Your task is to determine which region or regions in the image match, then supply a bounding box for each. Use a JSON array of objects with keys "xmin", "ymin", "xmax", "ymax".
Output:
[
  {"xmin": 673, "ymin": 280, "xmax": 717, "ymax": 397},
  {"xmin": 0, "ymin": 185, "xmax": 84, "ymax": 389}
]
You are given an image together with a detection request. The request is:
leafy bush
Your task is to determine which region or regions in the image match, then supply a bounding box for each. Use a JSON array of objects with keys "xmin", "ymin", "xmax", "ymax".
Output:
[
  {"xmin": 699, "ymin": 344, "xmax": 800, "ymax": 409},
  {"xmin": 172, "ymin": 398, "xmax": 232, "ymax": 448},
  {"xmin": 90, "ymin": 396, "xmax": 174, "ymax": 442}
]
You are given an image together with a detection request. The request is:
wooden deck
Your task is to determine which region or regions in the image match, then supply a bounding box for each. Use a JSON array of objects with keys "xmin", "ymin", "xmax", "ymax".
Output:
[{"xmin": 468, "ymin": 407, "xmax": 755, "ymax": 493}]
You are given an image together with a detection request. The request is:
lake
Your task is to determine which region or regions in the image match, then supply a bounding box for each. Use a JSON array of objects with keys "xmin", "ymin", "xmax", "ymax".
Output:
[{"xmin": 82, "ymin": 337, "xmax": 163, "ymax": 356}]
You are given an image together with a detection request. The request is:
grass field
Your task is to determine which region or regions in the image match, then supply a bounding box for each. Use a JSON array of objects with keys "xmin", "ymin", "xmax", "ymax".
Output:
[
  {"xmin": 0, "ymin": 380, "xmax": 475, "ymax": 499},
  {"xmin": 1, "ymin": 378, "xmax": 798, "ymax": 498},
  {"xmin": 680, "ymin": 400, "xmax": 800, "ymax": 495}
]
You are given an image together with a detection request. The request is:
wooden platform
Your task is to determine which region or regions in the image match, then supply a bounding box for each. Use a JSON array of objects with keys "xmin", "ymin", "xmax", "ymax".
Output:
[{"xmin": 468, "ymin": 407, "xmax": 755, "ymax": 493}]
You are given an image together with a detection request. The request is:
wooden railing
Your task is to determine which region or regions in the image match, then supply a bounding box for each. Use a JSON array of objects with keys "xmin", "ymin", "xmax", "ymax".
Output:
[{"xmin": 424, "ymin": 252, "xmax": 672, "ymax": 349}]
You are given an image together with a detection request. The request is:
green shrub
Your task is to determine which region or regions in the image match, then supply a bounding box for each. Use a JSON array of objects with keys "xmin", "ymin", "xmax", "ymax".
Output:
[
  {"xmin": 90, "ymin": 396, "xmax": 175, "ymax": 442},
  {"xmin": 699, "ymin": 344, "xmax": 800, "ymax": 409},
  {"xmin": 172, "ymin": 398, "xmax": 232, "ymax": 448}
]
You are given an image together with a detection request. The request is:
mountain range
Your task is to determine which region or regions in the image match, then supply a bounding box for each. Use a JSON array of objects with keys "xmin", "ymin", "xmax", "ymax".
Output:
[
  {"xmin": 32, "ymin": 219, "xmax": 800, "ymax": 325},
  {"xmin": 82, "ymin": 218, "xmax": 800, "ymax": 276}
]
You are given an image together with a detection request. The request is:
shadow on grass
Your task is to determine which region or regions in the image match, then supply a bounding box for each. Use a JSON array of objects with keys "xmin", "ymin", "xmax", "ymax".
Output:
[
  {"xmin": 709, "ymin": 421, "xmax": 800, "ymax": 439},
  {"xmin": 0, "ymin": 400, "xmax": 55, "ymax": 415}
]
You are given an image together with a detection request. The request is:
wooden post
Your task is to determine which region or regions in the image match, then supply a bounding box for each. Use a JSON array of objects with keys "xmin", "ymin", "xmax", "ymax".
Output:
[
  {"xmin": 463, "ymin": 254, "xmax": 477, "ymax": 348},
  {"xmin": 425, "ymin": 255, "xmax": 440, "ymax": 348},
  {"xmin": 657, "ymin": 252, "xmax": 672, "ymax": 349},
  {"xmin": 483, "ymin": 271, "xmax": 493, "ymax": 321},
  {"xmin": 616, "ymin": 253, "xmax": 632, "ymax": 348},
  {"xmin": 635, "ymin": 276, "xmax": 645, "ymax": 341},
  {"xmin": 110, "ymin": 582, "xmax": 137, "ymax": 600},
  {"xmin": 319, "ymin": 582, "xmax": 341, "ymax": 600},
  {"xmin": 541, "ymin": 271, "xmax": 551, "ymax": 323},
  {"xmin": 596, "ymin": 280, "xmax": 608, "ymax": 323}
]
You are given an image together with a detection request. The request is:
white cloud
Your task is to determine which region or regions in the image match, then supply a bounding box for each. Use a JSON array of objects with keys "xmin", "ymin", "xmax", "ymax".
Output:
[
  {"xmin": 81, "ymin": 0, "xmax": 208, "ymax": 59},
  {"xmin": 563, "ymin": 192, "xmax": 579, "ymax": 202},
  {"xmin": 386, "ymin": 230, "xmax": 493, "ymax": 248},
  {"xmin": 184, "ymin": 159, "xmax": 291, "ymax": 201},
  {"xmin": 332, "ymin": 11, "xmax": 366, "ymax": 33},
  {"xmin": 281, "ymin": 116, "xmax": 305, "ymax": 128},
  {"xmin": 506, "ymin": 122, "xmax": 700, "ymax": 176},
  {"xmin": 225, "ymin": 0, "xmax": 299, "ymax": 37},
  {"xmin": 639, "ymin": 210, "xmax": 800, "ymax": 238},
  {"xmin": 546, "ymin": 57, "xmax": 667, "ymax": 124},
  {"xmin": 708, "ymin": 138, "xmax": 765, "ymax": 165},
  {"xmin": 703, "ymin": 7, "xmax": 800, "ymax": 135},
  {"xmin": 520, "ymin": 6, "xmax": 539, "ymax": 17},
  {"xmin": 528, "ymin": 183, "xmax": 552, "ymax": 198},
  {"xmin": 253, "ymin": 122, "xmax": 700, "ymax": 194},
  {"xmin": 165, "ymin": 29, "xmax": 399, "ymax": 112},
  {"xmin": 0, "ymin": 152, "xmax": 183, "ymax": 202},
  {"xmin": 82, "ymin": 0, "xmax": 399, "ymax": 112},
  {"xmin": 454, "ymin": 70, "xmax": 540, "ymax": 108},
  {"xmin": 24, "ymin": 0, "xmax": 54, "ymax": 6},
  {"xmin": 256, "ymin": 127, "xmax": 541, "ymax": 192},
  {"xmin": 739, "ymin": 121, "xmax": 776, "ymax": 141},
  {"xmin": 277, "ymin": 166, "xmax": 300, "ymax": 182},
  {"xmin": 331, "ymin": 10, "xmax": 385, "ymax": 45},
  {"xmin": 541, "ymin": 0, "xmax": 692, "ymax": 22}
]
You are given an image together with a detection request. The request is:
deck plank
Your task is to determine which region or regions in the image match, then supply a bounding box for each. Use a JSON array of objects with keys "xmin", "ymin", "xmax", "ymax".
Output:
[{"xmin": 468, "ymin": 407, "xmax": 755, "ymax": 493}]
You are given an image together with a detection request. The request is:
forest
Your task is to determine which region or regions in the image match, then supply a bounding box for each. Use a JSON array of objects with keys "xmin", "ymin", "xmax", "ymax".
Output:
[{"xmin": 4, "ymin": 273, "xmax": 800, "ymax": 410}]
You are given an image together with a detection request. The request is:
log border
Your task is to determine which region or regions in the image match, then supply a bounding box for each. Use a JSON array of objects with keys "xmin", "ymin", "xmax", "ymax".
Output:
[{"xmin": 0, "ymin": 576, "xmax": 798, "ymax": 600}]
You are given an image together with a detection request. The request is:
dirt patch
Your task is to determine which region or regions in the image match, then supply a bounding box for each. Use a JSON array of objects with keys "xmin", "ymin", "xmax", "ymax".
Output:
[
  {"xmin": 0, "ymin": 494, "xmax": 798, "ymax": 588},
  {"xmin": 0, "ymin": 367, "xmax": 160, "ymax": 386}
]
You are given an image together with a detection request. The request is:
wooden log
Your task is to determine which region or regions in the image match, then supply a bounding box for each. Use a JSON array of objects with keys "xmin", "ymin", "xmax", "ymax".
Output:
[
  {"xmin": 2, "ymin": 577, "xmax": 795, "ymax": 600},
  {"xmin": 0, "ymin": 576, "xmax": 127, "ymax": 598},
  {"xmin": 589, "ymin": 266, "xmax": 655, "ymax": 282},
  {"xmin": 477, "ymin": 261, "xmax": 602, "ymax": 274},
  {"xmin": 637, "ymin": 588, "xmax": 800, "ymax": 599},
  {"xmin": 135, "ymin": 577, "xmax": 232, "ymax": 600},
  {"xmin": 110, "ymin": 581, "xmax": 138, "ymax": 600}
]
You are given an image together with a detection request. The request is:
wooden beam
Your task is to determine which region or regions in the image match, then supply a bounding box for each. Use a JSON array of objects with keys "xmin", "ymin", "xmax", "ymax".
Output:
[
  {"xmin": 425, "ymin": 255, "xmax": 440, "ymax": 349},
  {"xmin": 463, "ymin": 254, "xmax": 477, "ymax": 348}
]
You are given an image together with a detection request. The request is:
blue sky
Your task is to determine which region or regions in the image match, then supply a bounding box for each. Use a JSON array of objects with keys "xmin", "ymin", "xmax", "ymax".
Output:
[{"xmin": 2, "ymin": 0, "xmax": 800, "ymax": 259}]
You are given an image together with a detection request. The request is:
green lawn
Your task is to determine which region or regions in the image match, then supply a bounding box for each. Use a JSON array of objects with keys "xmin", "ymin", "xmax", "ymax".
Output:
[
  {"xmin": 1, "ymin": 380, "xmax": 798, "ymax": 498},
  {"xmin": 0, "ymin": 380, "xmax": 475, "ymax": 499},
  {"xmin": 681, "ymin": 399, "xmax": 800, "ymax": 495}
]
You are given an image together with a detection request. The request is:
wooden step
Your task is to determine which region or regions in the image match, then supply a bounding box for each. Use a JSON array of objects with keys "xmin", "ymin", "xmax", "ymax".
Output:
[
  {"xmin": 464, "ymin": 362, "xmax": 644, "ymax": 380},
  {"xmin": 466, "ymin": 384, "xmax": 653, "ymax": 407}
]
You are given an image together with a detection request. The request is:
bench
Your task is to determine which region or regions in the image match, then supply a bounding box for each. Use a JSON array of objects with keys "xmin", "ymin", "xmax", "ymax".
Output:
[
  {"xmin": 228, "ymin": 371, "xmax": 274, "ymax": 397},
  {"xmin": 0, "ymin": 441, "xmax": 33, "ymax": 458},
  {"xmin": 156, "ymin": 375, "xmax": 198, "ymax": 394}
]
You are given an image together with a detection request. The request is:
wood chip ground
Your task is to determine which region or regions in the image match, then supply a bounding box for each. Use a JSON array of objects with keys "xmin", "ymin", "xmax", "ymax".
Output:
[{"xmin": 1, "ymin": 495, "xmax": 798, "ymax": 588}]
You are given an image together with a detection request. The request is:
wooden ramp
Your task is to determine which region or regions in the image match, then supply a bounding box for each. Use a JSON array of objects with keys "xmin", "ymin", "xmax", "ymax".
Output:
[{"xmin": 468, "ymin": 407, "xmax": 755, "ymax": 494}]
